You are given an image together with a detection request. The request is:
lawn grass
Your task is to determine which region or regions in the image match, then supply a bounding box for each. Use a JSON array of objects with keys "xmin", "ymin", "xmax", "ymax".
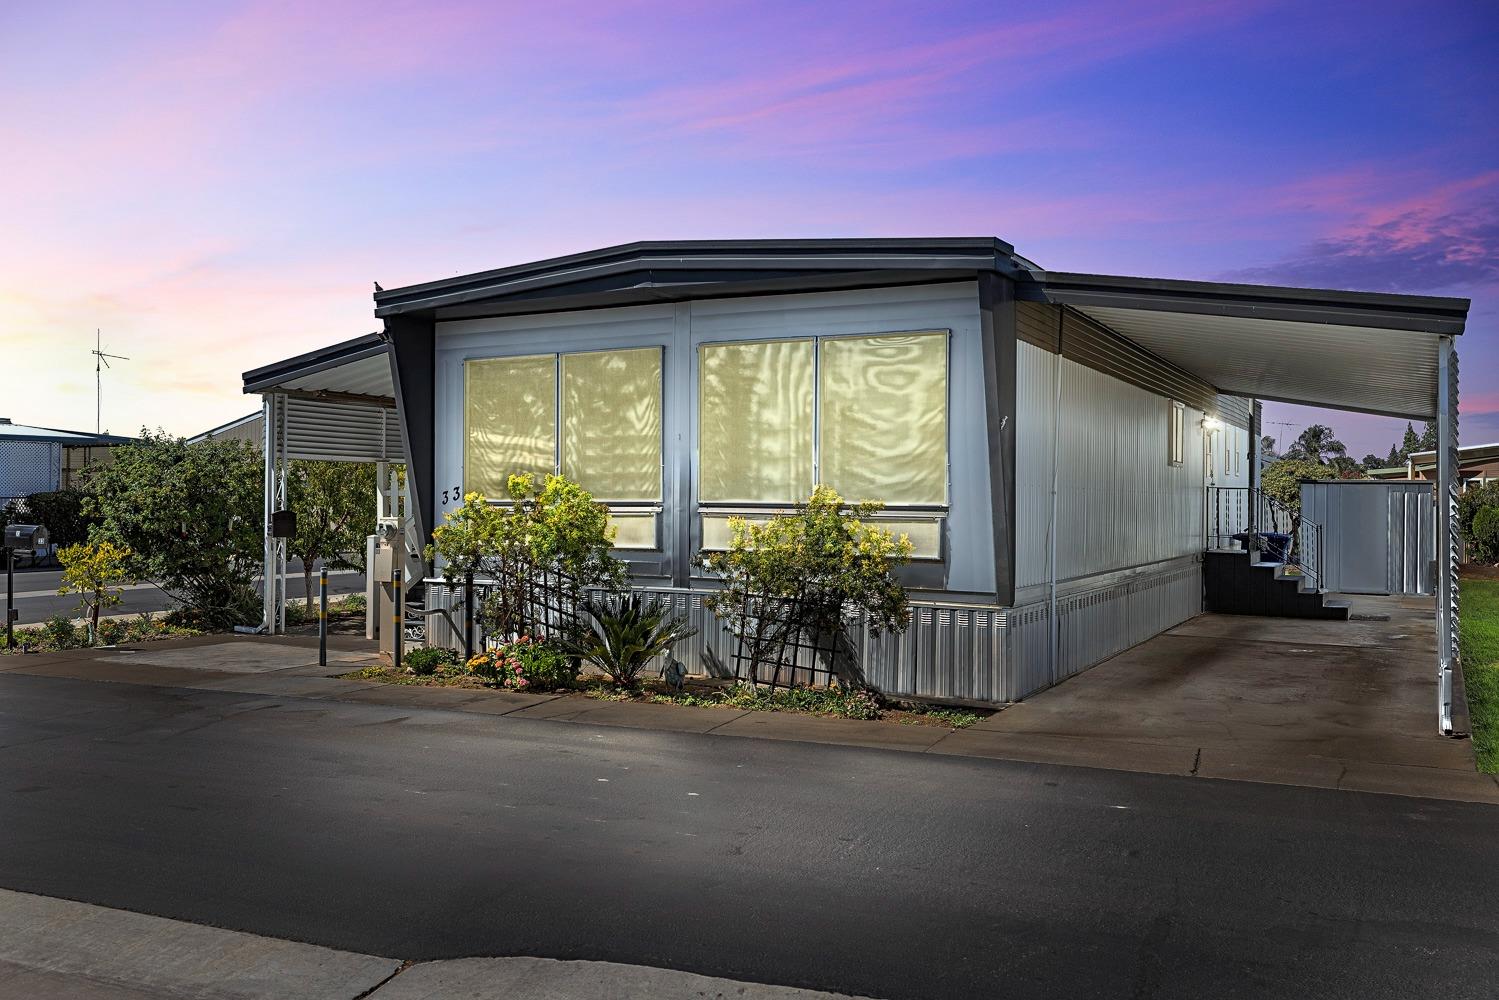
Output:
[{"xmin": 1460, "ymin": 578, "xmax": 1499, "ymax": 773}]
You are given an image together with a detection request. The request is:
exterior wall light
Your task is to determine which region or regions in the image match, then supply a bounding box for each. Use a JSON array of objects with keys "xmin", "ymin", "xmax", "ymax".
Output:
[{"xmin": 1201, "ymin": 416, "xmax": 1223, "ymax": 431}]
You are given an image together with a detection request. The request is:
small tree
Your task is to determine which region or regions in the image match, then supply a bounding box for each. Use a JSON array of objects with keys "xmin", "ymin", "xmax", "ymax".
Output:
[
  {"xmin": 84, "ymin": 432, "xmax": 262, "ymax": 627},
  {"xmin": 1284, "ymin": 425, "xmax": 1346, "ymax": 464},
  {"xmin": 696, "ymin": 485, "xmax": 913, "ymax": 687},
  {"xmin": 429, "ymin": 475, "xmax": 626, "ymax": 642},
  {"xmin": 57, "ymin": 540, "xmax": 133, "ymax": 644},
  {"xmin": 287, "ymin": 461, "xmax": 377, "ymax": 607}
]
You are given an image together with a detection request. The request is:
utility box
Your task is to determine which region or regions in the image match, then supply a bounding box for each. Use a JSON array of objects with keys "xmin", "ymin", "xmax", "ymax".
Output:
[{"xmin": 371, "ymin": 520, "xmax": 404, "ymax": 656}]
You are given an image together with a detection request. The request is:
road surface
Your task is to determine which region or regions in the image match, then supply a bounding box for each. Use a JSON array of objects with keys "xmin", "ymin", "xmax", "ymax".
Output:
[
  {"xmin": 3, "ymin": 562, "xmax": 363, "ymax": 623},
  {"xmin": 0, "ymin": 672, "xmax": 1495, "ymax": 999}
]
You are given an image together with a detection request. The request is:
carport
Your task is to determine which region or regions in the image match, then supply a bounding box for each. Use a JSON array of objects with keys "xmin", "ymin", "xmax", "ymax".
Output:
[
  {"xmin": 240, "ymin": 334, "xmax": 414, "ymax": 634},
  {"xmin": 1018, "ymin": 270, "xmax": 1468, "ymax": 734}
]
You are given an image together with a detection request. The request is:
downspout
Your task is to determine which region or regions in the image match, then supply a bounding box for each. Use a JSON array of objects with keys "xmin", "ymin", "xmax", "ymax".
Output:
[{"xmin": 1048, "ymin": 313, "xmax": 1063, "ymax": 684}]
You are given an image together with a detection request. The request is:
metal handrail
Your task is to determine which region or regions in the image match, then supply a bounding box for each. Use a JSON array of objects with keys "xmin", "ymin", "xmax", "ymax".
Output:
[{"xmin": 1205, "ymin": 485, "xmax": 1324, "ymax": 591}]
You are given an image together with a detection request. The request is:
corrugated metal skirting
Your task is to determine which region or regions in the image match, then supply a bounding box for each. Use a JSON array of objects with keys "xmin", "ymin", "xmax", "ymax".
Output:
[{"xmin": 424, "ymin": 559, "xmax": 1202, "ymax": 704}]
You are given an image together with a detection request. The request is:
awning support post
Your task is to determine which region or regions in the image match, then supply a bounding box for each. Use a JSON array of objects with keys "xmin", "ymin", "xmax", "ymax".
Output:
[
  {"xmin": 1436, "ymin": 335, "xmax": 1459, "ymax": 735},
  {"xmin": 260, "ymin": 394, "xmax": 276, "ymax": 634}
]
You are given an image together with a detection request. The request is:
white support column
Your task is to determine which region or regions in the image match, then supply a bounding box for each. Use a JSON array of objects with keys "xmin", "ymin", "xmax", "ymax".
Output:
[
  {"xmin": 1436, "ymin": 336, "xmax": 1459, "ymax": 734},
  {"xmin": 260, "ymin": 394, "xmax": 276, "ymax": 632},
  {"xmin": 275, "ymin": 393, "xmax": 288, "ymax": 634}
]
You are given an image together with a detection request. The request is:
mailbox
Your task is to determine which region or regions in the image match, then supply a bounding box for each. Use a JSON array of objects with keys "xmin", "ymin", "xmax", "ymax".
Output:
[
  {"xmin": 3, "ymin": 524, "xmax": 48, "ymax": 553},
  {"xmin": 271, "ymin": 509, "xmax": 297, "ymax": 538}
]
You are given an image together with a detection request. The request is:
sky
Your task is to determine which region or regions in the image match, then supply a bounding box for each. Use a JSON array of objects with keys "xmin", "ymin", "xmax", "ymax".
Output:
[{"xmin": 2, "ymin": 0, "xmax": 1496, "ymax": 461}]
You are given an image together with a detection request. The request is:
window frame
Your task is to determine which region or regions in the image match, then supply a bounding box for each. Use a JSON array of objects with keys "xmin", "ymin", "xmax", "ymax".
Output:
[
  {"xmin": 1168, "ymin": 400, "xmax": 1186, "ymax": 467},
  {"xmin": 462, "ymin": 346, "xmax": 666, "ymax": 550},
  {"xmin": 694, "ymin": 328, "xmax": 952, "ymax": 511}
]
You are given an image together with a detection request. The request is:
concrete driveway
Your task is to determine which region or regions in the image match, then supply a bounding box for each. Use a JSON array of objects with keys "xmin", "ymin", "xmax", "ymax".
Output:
[{"xmin": 956, "ymin": 595, "xmax": 1494, "ymax": 799}]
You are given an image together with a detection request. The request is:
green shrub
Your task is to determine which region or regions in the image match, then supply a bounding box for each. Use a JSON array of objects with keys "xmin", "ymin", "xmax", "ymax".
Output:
[
  {"xmin": 1472, "ymin": 506, "xmax": 1499, "ymax": 564},
  {"xmin": 404, "ymin": 645, "xmax": 458, "ymax": 676},
  {"xmin": 469, "ymin": 636, "xmax": 578, "ymax": 691},
  {"xmin": 428, "ymin": 477, "xmax": 626, "ymax": 643},
  {"xmin": 695, "ymin": 485, "xmax": 912, "ymax": 687},
  {"xmin": 96, "ymin": 618, "xmax": 126, "ymax": 646},
  {"xmin": 339, "ymin": 593, "xmax": 367, "ymax": 613},
  {"xmin": 563, "ymin": 595, "xmax": 696, "ymax": 687},
  {"xmin": 1459, "ymin": 482, "xmax": 1499, "ymax": 551},
  {"xmin": 43, "ymin": 615, "xmax": 81, "ymax": 650},
  {"xmin": 84, "ymin": 432, "xmax": 263, "ymax": 627}
]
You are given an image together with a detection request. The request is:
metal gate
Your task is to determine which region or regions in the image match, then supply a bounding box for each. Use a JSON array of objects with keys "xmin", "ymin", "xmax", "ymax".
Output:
[{"xmin": 1299, "ymin": 480, "xmax": 1434, "ymax": 595}]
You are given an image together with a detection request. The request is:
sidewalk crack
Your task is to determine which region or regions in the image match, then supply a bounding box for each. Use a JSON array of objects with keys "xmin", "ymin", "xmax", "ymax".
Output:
[
  {"xmin": 1189, "ymin": 748, "xmax": 1202, "ymax": 776},
  {"xmin": 352, "ymin": 959, "xmax": 414, "ymax": 999}
]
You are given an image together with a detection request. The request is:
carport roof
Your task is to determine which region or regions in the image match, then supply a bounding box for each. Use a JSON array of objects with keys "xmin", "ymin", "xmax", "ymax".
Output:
[{"xmin": 1020, "ymin": 269, "xmax": 1469, "ymax": 421}]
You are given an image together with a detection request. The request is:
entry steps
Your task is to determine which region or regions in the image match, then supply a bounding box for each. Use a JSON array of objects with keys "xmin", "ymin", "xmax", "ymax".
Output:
[{"xmin": 1203, "ymin": 550, "xmax": 1350, "ymax": 620}]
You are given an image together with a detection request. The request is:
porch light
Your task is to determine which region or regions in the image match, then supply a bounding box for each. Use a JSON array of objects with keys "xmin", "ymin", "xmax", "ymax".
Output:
[{"xmin": 1201, "ymin": 416, "xmax": 1223, "ymax": 431}]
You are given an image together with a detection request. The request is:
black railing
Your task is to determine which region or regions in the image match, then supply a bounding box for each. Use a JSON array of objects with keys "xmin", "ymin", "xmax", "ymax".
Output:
[{"xmin": 1206, "ymin": 486, "xmax": 1324, "ymax": 592}]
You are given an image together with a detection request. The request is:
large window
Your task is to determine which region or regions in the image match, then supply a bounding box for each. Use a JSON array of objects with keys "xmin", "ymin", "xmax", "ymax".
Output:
[
  {"xmin": 698, "ymin": 331, "xmax": 948, "ymax": 506},
  {"xmin": 465, "ymin": 347, "xmax": 662, "ymax": 503}
]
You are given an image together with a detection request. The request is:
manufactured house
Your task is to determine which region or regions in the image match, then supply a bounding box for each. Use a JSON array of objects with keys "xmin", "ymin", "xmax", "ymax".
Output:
[
  {"xmin": 0, "ymin": 418, "xmax": 133, "ymax": 506},
  {"xmin": 241, "ymin": 238, "xmax": 1470, "ymax": 731}
]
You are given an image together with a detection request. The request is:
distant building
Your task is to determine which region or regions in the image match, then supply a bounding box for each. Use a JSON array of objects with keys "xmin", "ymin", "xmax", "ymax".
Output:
[
  {"xmin": 188, "ymin": 412, "xmax": 263, "ymax": 450},
  {"xmin": 0, "ymin": 418, "xmax": 134, "ymax": 504},
  {"xmin": 1368, "ymin": 442, "xmax": 1499, "ymax": 489}
]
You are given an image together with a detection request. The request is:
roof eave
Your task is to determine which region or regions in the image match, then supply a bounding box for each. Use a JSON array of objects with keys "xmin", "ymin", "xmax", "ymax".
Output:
[
  {"xmin": 1020, "ymin": 270, "xmax": 1470, "ymax": 336},
  {"xmin": 372, "ymin": 238, "xmax": 1020, "ymax": 318}
]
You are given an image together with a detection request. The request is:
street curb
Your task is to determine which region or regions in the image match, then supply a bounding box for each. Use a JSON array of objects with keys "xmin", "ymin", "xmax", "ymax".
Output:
[{"xmin": 0, "ymin": 888, "xmax": 399, "ymax": 1000}]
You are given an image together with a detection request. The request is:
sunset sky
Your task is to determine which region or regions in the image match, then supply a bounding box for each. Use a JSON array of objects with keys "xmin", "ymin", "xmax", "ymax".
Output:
[{"xmin": 3, "ymin": 0, "xmax": 1496, "ymax": 460}]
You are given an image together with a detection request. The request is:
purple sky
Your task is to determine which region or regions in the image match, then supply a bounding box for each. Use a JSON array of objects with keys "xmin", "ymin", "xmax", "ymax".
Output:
[{"xmin": 3, "ymin": 0, "xmax": 1496, "ymax": 459}]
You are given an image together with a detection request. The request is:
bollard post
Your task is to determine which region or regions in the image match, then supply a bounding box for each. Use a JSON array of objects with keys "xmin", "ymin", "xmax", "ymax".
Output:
[
  {"xmin": 318, "ymin": 566, "xmax": 328, "ymax": 667},
  {"xmin": 463, "ymin": 570, "xmax": 475, "ymax": 662},
  {"xmin": 392, "ymin": 567, "xmax": 403, "ymax": 672}
]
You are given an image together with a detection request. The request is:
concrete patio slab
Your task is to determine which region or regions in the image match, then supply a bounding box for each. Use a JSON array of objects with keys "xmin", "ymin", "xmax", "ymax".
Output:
[{"xmin": 968, "ymin": 596, "xmax": 1490, "ymax": 801}]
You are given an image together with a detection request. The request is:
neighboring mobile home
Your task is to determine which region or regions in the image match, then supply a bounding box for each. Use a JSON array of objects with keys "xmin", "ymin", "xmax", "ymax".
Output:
[{"xmin": 241, "ymin": 238, "xmax": 1470, "ymax": 730}]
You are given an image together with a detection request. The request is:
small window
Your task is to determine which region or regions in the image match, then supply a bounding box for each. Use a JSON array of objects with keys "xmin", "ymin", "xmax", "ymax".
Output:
[{"xmin": 1168, "ymin": 400, "xmax": 1185, "ymax": 467}]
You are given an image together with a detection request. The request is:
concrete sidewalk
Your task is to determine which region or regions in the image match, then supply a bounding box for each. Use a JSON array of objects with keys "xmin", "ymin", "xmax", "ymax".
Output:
[
  {"xmin": 3, "ymin": 622, "xmax": 1496, "ymax": 804},
  {"xmin": 0, "ymin": 890, "xmax": 872, "ymax": 1000}
]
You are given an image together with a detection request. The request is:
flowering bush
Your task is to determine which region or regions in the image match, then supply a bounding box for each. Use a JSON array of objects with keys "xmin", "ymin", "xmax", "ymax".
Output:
[{"xmin": 467, "ymin": 635, "xmax": 578, "ymax": 692}]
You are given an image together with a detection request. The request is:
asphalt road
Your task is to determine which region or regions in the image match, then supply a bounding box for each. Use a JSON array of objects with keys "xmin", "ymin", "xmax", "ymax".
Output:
[
  {"xmin": 3, "ymin": 562, "xmax": 363, "ymax": 623},
  {"xmin": 1, "ymin": 673, "xmax": 1496, "ymax": 1000}
]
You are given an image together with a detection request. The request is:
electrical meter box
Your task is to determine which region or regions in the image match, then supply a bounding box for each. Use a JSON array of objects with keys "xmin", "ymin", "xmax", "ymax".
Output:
[{"xmin": 371, "ymin": 520, "xmax": 404, "ymax": 656}]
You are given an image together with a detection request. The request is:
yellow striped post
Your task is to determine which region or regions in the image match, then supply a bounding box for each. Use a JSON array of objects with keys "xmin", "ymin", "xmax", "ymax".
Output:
[
  {"xmin": 392, "ymin": 567, "xmax": 403, "ymax": 672},
  {"xmin": 318, "ymin": 566, "xmax": 328, "ymax": 666}
]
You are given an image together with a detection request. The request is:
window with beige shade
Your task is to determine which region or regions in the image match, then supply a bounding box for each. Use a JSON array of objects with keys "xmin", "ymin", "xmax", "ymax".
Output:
[
  {"xmin": 464, "ymin": 347, "xmax": 663, "ymax": 548},
  {"xmin": 698, "ymin": 331, "xmax": 948, "ymax": 508}
]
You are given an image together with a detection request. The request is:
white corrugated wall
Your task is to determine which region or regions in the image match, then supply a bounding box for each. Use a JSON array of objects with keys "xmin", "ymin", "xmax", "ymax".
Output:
[{"xmin": 1016, "ymin": 342, "xmax": 1205, "ymax": 589}]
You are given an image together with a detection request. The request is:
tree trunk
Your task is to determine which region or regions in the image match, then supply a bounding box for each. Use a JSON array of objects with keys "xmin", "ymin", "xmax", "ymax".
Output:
[
  {"xmin": 305, "ymin": 562, "xmax": 316, "ymax": 610},
  {"xmin": 91, "ymin": 598, "xmax": 101, "ymax": 647}
]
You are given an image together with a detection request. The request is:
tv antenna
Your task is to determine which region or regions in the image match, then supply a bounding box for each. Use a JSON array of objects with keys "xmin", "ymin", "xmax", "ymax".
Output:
[{"xmin": 91, "ymin": 329, "xmax": 128, "ymax": 434}]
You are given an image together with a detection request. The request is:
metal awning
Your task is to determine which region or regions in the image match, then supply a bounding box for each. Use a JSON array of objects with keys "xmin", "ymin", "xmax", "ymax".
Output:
[{"xmin": 1020, "ymin": 271, "xmax": 1469, "ymax": 420}]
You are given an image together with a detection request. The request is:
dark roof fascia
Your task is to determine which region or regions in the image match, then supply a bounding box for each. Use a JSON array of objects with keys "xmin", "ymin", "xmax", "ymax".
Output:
[
  {"xmin": 1018, "ymin": 270, "xmax": 1470, "ymax": 336},
  {"xmin": 1408, "ymin": 443, "xmax": 1499, "ymax": 465},
  {"xmin": 431, "ymin": 269, "xmax": 983, "ymax": 323},
  {"xmin": 241, "ymin": 332, "xmax": 387, "ymax": 394},
  {"xmin": 0, "ymin": 427, "xmax": 136, "ymax": 446},
  {"xmin": 374, "ymin": 238, "xmax": 1019, "ymax": 318}
]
